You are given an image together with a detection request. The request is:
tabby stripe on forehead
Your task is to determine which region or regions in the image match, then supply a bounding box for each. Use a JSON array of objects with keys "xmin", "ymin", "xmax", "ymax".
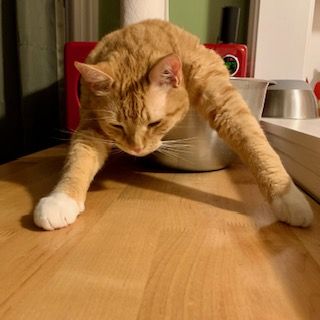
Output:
[
  {"xmin": 123, "ymin": 82, "xmax": 146, "ymax": 120},
  {"xmin": 121, "ymin": 95, "xmax": 143, "ymax": 120},
  {"xmin": 166, "ymin": 105, "xmax": 186, "ymax": 118}
]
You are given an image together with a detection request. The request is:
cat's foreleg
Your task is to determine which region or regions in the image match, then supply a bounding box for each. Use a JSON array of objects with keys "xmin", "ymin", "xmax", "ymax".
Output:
[
  {"xmin": 33, "ymin": 130, "xmax": 108, "ymax": 230},
  {"xmin": 194, "ymin": 79, "xmax": 313, "ymax": 227}
]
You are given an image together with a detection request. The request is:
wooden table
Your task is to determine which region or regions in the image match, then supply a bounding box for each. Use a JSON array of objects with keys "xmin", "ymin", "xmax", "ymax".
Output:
[{"xmin": 1, "ymin": 145, "xmax": 320, "ymax": 319}]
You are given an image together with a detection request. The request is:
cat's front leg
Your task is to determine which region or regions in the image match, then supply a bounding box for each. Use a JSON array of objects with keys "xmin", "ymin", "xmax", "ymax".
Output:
[
  {"xmin": 192, "ymin": 74, "xmax": 313, "ymax": 227},
  {"xmin": 34, "ymin": 130, "xmax": 108, "ymax": 230}
]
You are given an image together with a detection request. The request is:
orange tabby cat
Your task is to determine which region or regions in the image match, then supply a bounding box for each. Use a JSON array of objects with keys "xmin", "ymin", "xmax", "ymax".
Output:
[{"xmin": 34, "ymin": 20, "xmax": 313, "ymax": 230}]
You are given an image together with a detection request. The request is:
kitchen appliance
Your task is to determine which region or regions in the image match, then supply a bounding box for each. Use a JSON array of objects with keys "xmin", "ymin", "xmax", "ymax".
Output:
[
  {"xmin": 205, "ymin": 6, "xmax": 247, "ymax": 77},
  {"xmin": 205, "ymin": 43, "xmax": 247, "ymax": 77},
  {"xmin": 262, "ymin": 80, "xmax": 319, "ymax": 119}
]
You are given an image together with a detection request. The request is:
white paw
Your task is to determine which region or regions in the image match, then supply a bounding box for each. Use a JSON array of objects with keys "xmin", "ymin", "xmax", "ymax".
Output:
[
  {"xmin": 271, "ymin": 182, "xmax": 313, "ymax": 227},
  {"xmin": 34, "ymin": 193, "xmax": 84, "ymax": 231}
]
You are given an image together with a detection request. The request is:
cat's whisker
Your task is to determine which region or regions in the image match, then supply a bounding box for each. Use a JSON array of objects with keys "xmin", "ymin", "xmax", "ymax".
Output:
[
  {"xmin": 156, "ymin": 148, "xmax": 180, "ymax": 159},
  {"xmin": 155, "ymin": 147, "xmax": 195, "ymax": 164},
  {"xmin": 109, "ymin": 147, "xmax": 124, "ymax": 155},
  {"xmin": 162, "ymin": 140, "xmax": 194, "ymax": 147},
  {"xmin": 159, "ymin": 143, "xmax": 193, "ymax": 155},
  {"xmin": 162, "ymin": 137, "xmax": 198, "ymax": 144},
  {"xmin": 164, "ymin": 136, "xmax": 198, "ymax": 141},
  {"xmin": 53, "ymin": 136, "xmax": 73, "ymax": 142},
  {"xmin": 162, "ymin": 142, "xmax": 194, "ymax": 148},
  {"xmin": 160, "ymin": 148, "xmax": 194, "ymax": 158},
  {"xmin": 161, "ymin": 142, "xmax": 195, "ymax": 152},
  {"xmin": 161, "ymin": 146, "xmax": 193, "ymax": 155},
  {"xmin": 58, "ymin": 128, "xmax": 77, "ymax": 135},
  {"xmin": 74, "ymin": 132, "xmax": 115, "ymax": 146}
]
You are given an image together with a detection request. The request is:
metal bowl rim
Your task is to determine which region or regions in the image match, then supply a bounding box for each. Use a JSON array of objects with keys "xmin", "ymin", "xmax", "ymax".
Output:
[{"xmin": 230, "ymin": 77, "xmax": 276, "ymax": 84}]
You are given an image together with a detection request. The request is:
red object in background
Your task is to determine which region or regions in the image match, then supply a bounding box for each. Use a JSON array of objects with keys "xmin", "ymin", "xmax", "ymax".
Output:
[
  {"xmin": 64, "ymin": 42, "xmax": 247, "ymax": 131},
  {"xmin": 64, "ymin": 42, "xmax": 96, "ymax": 131},
  {"xmin": 315, "ymin": 82, "xmax": 320, "ymax": 117},
  {"xmin": 314, "ymin": 82, "xmax": 320, "ymax": 101},
  {"xmin": 205, "ymin": 43, "xmax": 247, "ymax": 77}
]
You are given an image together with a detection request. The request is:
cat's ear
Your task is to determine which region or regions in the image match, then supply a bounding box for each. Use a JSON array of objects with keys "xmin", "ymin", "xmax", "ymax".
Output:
[
  {"xmin": 149, "ymin": 54, "xmax": 182, "ymax": 88},
  {"xmin": 74, "ymin": 62, "xmax": 114, "ymax": 96}
]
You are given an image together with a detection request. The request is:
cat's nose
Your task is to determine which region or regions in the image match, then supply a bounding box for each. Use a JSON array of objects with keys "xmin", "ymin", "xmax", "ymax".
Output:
[{"xmin": 132, "ymin": 147, "xmax": 143, "ymax": 154}]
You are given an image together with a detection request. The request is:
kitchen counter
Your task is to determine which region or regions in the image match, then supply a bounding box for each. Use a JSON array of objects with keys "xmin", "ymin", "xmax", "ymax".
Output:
[
  {"xmin": 261, "ymin": 117, "xmax": 320, "ymax": 202},
  {"xmin": 261, "ymin": 117, "xmax": 320, "ymax": 140},
  {"xmin": 0, "ymin": 144, "xmax": 320, "ymax": 319}
]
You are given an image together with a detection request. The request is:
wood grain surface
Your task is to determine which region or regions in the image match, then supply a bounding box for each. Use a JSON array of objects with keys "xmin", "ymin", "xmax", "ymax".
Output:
[{"xmin": 0, "ymin": 145, "xmax": 319, "ymax": 320}]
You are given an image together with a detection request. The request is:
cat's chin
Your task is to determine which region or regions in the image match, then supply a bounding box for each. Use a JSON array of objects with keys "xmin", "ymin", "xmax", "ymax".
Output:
[
  {"xmin": 125, "ymin": 151, "xmax": 149, "ymax": 157},
  {"xmin": 124, "ymin": 149, "xmax": 157, "ymax": 157},
  {"xmin": 116, "ymin": 143, "xmax": 161, "ymax": 157}
]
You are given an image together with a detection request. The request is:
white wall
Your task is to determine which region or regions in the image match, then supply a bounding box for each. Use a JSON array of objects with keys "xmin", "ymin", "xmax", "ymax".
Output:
[
  {"xmin": 254, "ymin": 0, "xmax": 315, "ymax": 80},
  {"xmin": 306, "ymin": 0, "xmax": 320, "ymax": 87}
]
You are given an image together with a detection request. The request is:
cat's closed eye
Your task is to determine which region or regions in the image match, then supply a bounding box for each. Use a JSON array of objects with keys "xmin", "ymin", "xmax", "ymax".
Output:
[
  {"xmin": 148, "ymin": 120, "xmax": 161, "ymax": 128},
  {"xmin": 110, "ymin": 123, "xmax": 124, "ymax": 130}
]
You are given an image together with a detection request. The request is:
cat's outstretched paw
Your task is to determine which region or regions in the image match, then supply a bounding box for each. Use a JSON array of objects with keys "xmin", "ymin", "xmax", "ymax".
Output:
[
  {"xmin": 33, "ymin": 193, "xmax": 84, "ymax": 231},
  {"xmin": 271, "ymin": 182, "xmax": 313, "ymax": 227}
]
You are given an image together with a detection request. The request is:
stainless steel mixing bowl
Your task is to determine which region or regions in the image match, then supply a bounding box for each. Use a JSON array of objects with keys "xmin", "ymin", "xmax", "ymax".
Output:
[
  {"xmin": 262, "ymin": 80, "xmax": 319, "ymax": 119},
  {"xmin": 150, "ymin": 78, "xmax": 272, "ymax": 171}
]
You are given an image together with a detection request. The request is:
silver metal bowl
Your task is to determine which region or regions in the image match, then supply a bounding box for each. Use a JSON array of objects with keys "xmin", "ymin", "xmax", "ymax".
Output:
[
  {"xmin": 262, "ymin": 80, "xmax": 319, "ymax": 119},
  {"xmin": 151, "ymin": 78, "xmax": 272, "ymax": 171}
]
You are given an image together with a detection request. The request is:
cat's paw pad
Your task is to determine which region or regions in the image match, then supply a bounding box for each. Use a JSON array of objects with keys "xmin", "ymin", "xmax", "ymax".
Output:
[
  {"xmin": 271, "ymin": 182, "xmax": 313, "ymax": 227},
  {"xmin": 33, "ymin": 193, "xmax": 84, "ymax": 231}
]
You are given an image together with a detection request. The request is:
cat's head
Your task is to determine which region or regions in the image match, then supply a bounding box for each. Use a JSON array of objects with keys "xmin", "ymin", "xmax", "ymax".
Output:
[{"xmin": 75, "ymin": 54, "xmax": 189, "ymax": 156}]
